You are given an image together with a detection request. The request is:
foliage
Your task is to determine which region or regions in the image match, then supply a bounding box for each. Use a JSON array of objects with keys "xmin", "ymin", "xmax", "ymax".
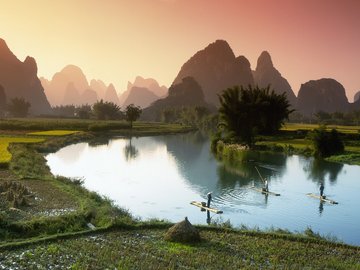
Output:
[
  {"xmin": 7, "ymin": 98, "xmax": 31, "ymax": 117},
  {"xmin": 310, "ymin": 126, "xmax": 344, "ymax": 158},
  {"xmin": 218, "ymin": 85, "xmax": 293, "ymax": 146},
  {"xmin": 52, "ymin": 105, "xmax": 76, "ymax": 118},
  {"xmin": 125, "ymin": 104, "xmax": 142, "ymax": 128},
  {"xmin": 290, "ymin": 110, "xmax": 360, "ymax": 126},
  {"xmin": 76, "ymin": 105, "xmax": 92, "ymax": 119},
  {"xmin": 9, "ymin": 144, "xmax": 52, "ymax": 179},
  {"xmin": 93, "ymin": 100, "xmax": 122, "ymax": 120},
  {"xmin": 159, "ymin": 106, "xmax": 216, "ymax": 130}
]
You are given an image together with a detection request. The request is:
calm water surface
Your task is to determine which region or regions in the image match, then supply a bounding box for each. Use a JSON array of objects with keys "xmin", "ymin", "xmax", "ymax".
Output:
[{"xmin": 46, "ymin": 133, "xmax": 360, "ymax": 245}]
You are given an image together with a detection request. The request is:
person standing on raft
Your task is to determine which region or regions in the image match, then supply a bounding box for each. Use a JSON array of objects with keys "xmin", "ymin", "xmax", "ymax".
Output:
[
  {"xmin": 320, "ymin": 183, "xmax": 325, "ymax": 198},
  {"xmin": 263, "ymin": 178, "xmax": 269, "ymax": 192}
]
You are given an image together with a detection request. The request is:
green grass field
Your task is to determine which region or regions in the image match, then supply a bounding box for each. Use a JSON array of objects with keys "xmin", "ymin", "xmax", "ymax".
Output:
[{"xmin": 283, "ymin": 123, "xmax": 360, "ymax": 134}]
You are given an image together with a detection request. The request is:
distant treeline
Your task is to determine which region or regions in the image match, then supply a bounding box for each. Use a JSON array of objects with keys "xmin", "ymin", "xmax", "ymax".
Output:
[{"xmin": 289, "ymin": 110, "xmax": 360, "ymax": 126}]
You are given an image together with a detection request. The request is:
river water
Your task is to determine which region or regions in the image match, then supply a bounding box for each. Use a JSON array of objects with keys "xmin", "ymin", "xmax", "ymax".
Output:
[{"xmin": 45, "ymin": 133, "xmax": 360, "ymax": 245}]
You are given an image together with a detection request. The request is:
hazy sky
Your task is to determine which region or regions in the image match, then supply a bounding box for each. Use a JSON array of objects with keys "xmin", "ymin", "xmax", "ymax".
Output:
[{"xmin": 1, "ymin": 0, "xmax": 359, "ymax": 100}]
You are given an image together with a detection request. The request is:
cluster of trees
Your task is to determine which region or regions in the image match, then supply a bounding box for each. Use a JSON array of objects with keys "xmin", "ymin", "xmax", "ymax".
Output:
[
  {"xmin": 310, "ymin": 126, "xmax": 344, "ymax": 158},
  {"xmin": 159, "ymin": 106, "xmax": 217, "ymax": 129},
  {"xmin": 0, "ymin": 85, "xmax": 31, "ymax": 118},
  {"xmin": 0, "ymin": 84, "xmax": 142, "ymax": 126},
  {"xmin": 314, "ymin": 111, "xmax": 360, "ymax": 125},
  {"xmin": 52, "ymin": 100, "xmax": 142, "ymax": 124},
  {"xmin": 218, "ymin": 85, "xmax": 293, "ymax": 146},
  {"xmin": 289, "ymin": 110, "xmax": 360, "ymax": 126}
]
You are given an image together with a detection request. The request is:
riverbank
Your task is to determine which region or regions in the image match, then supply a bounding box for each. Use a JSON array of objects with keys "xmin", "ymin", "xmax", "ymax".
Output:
[
  {"xmin": 0, "ymin": 120, "xmax": 193, "ymax": 242},
  {"xmin": 219, "ymin": 123, "xmax": 360, "ymax": 166}
]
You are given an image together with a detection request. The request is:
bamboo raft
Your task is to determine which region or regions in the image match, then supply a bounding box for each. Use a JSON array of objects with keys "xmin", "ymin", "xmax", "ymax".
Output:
[
  {"xmin": 190, "ymin": 201, "xmax": 223, "ymax": 214},
  {"xmin": 307, "ymin": 193, "xmax": 338, "ymax": 204},
  {"xmin": 251, "ymin": 187, "xmax": 281, "ymax": 196}
]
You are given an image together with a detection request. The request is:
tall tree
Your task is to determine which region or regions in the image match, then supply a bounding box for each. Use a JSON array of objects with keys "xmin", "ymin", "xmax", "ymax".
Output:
[
  {"xmin": 0, "ymin": 85, "xmax": 6, "ymax": 117},
  {"xmin": 218, "ymin": 85, "xmax": 293, "ymax": 146},
  {"xmin": 125, "ymin": 104, "xmax": 142, "ymax": 128},
  {"xmin": 7, "ymin": 97, "xmax": 31, "ymax": 117}
]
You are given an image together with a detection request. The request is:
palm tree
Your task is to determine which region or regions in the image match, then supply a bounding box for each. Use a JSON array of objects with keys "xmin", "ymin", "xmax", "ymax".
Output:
[{"xmin": 218, "ymin": 85, "xmax": 293, "ymax": 146}]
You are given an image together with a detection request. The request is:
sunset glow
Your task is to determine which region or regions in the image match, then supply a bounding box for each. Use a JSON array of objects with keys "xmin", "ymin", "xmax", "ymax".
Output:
[{"xmin": 0, "ymin": 0, "xmax": 359, "ymax": 99}]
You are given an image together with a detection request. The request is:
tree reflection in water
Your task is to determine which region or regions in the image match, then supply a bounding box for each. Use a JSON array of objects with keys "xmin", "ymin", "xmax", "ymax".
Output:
[
  {"xmin": 124, "ymin": 137, "xmax": 139, "ymax": 161},
  {"xmin": 304, "ymin": 158, "xmax": 343, "ymax": 184}
]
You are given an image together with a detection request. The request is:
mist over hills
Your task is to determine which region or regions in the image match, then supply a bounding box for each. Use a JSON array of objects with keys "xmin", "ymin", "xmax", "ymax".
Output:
[
  {"xmin": 122, "ymin": 87, "xmax": 159, "ymax": 109},
  {"xmin": 119, "ymin": 76, "xmax": 168, "ymax": 108},
  {"xmin": 40, "ymin": 65, "xmax": 121, "ymax": 106},
  {"xmin": 0, "ymin": 38, "xmax": 51, "ymax": 114}
]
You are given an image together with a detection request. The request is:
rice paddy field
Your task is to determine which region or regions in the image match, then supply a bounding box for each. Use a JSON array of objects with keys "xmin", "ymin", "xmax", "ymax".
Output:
[{"xmin": 1, "ymin": 228, "xmax": 359, "ymax": 269}]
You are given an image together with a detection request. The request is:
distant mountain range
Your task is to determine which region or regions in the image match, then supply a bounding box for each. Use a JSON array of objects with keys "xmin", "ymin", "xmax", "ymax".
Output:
[
  {"xmin": 41, "ymin": 66, "xmax": 166, "ymax": 109},
  {"xmin": 40, "ymin": 65, "xmax": 121, "ymax": 106},
  {"xmin": 0, "ymin": 37, "xmax": 359, "ymax": 116},
  {"xmin": 172, "ymin": 39, "xmax": 359, "ymax": 116},
  {"xmin": 119, "ymin": 76, "xmax": 168, "ymax": 109}
]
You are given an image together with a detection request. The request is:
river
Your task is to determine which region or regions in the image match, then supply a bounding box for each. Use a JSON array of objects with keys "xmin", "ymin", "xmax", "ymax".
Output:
[{"xmin": 45, "ymin": 132, "xmax": 360, "ymax": 245}]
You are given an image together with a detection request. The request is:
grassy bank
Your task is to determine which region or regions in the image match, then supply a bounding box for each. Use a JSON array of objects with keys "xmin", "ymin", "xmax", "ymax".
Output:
[
  {"xmin": 0, "ymin": 137, "xmax": 45, "ymax": 168},
  {"xmin": 0, "ymin": 118, "xmax": 194, "ymax": 134},
  {"xmin": 1, "ymin": 227, "xmax": 359, "ymax": 269},
  {"xmin": 0, "ymin": 119, "xmax": 194, "ymax": 242},
  {"xmin": 255, "ymin": 123, "xmax": 360, "ymax": 165}
]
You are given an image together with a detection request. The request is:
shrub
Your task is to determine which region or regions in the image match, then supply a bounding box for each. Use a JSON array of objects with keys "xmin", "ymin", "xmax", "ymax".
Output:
[{"xmin": 310, "ymin": 126, "xmax": 344, "ymax": 158}]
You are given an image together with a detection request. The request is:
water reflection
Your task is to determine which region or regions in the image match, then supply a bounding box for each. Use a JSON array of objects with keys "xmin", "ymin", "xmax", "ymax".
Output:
[
  {"xmin": 124, "ymin": 137, "xmax": 139, "ymax": 161},
  {"xmin": 216, "ymin": 152, "xmax": 286, "ymax": 190},
  {"xmin": 303, "ymin": 158, "xmax": 343, "ymax": 184},
  {"xmin": 88, "ymin": 137, "xmax": 110, "ymax": 147},
  {"xmin": 319, "ymin": 201, "xmax": 324, "ymax": 216}
]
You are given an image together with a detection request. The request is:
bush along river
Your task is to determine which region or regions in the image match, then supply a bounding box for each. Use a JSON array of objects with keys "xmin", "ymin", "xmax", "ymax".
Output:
[{"xmin": 45, "ymin": 132, "xmax": 360, "ymax": 246}]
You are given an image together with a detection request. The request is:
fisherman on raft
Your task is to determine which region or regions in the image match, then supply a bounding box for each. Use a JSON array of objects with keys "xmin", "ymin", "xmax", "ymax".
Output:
[
  {"xmin": 207, "ymin": 192, "xmax": 212, "ymax": 207},
  {"xmin": 262, "ymin": 178, "xmax": 269, "ymax": 192},
  {"xmin": 320, "ymin": 182, "xmax": 325, "ymax": 198}
]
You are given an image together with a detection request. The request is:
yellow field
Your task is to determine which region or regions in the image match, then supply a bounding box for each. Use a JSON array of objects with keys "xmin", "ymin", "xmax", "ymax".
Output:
[
  {"xmin": 27, "ymin": 130, "xmax": 80, "ymax": 136},
  {"xmin": 0, "ymin": 137, "xmax": 45, "ymax": 165}
]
